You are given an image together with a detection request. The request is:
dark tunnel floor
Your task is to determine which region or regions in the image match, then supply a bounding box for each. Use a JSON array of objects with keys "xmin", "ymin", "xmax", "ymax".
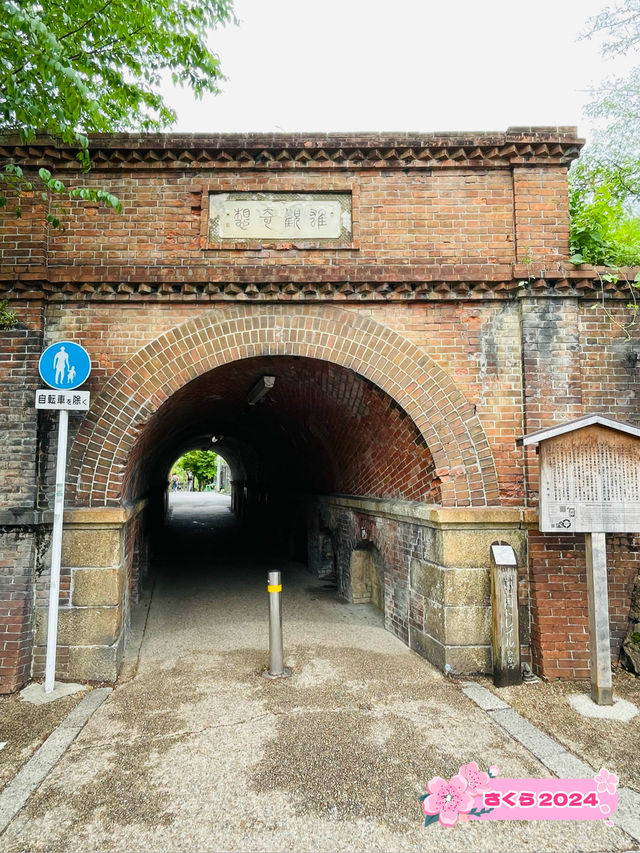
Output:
[
  {"xmin": 145, "ymin": 491, "xmax": 316, "ymax": 598},
  {"xmin": 151, "ymin": 490, "xmax": 308, "ymax": 584}
]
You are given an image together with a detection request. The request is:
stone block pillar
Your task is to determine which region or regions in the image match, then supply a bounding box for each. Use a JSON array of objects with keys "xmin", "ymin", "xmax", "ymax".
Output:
[
  {"xmin": 407, "ymin": 511, "xmax": 528, "ymax": 674},
  {"xmin": 33, "ymin": 509, "xmax": 131, "ymax": 683}
]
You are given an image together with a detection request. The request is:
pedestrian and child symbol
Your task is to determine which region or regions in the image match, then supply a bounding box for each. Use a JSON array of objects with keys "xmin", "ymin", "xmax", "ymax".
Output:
[
  {"xmin": 39, "ymin": 341, "xmax": 91, "ymax": 391},
  {"xmin": 53, "ymin": 347, "xmax": 75, "ymax": 385}
]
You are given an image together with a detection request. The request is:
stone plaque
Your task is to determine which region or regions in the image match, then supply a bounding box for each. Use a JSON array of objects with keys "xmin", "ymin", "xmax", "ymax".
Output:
[
  {"xmin": 208, "ymin": 192, "xmax": 351, "ymax": 243},
  {"xmin": 540, "ymin": 426, "xmax": 640, "ymax": 533}
]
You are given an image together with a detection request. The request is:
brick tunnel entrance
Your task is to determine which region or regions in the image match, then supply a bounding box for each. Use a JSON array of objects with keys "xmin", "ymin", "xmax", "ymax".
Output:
[
  {"xmin": 34, "ymin": 306, "xmax": 514, "ymax": 686},
  {"xmin": 127, "ymin": 354, "xmax": 441, "ymax": 678},
  {"xmin": 138, "ymin": 355, "xmax": 440, "ymax": 579}
]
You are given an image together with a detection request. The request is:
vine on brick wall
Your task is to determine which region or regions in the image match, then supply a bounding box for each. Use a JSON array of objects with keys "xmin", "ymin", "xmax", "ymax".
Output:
[{"xmin": 0, "ymin": 299, "xmax": 17, "ymax": 329}]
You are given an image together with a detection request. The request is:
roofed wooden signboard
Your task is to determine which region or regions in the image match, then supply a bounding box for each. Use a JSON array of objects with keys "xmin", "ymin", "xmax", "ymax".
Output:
[{"xmin": 522, "ymin": 415, "xmax": 640, "ymax": 534}]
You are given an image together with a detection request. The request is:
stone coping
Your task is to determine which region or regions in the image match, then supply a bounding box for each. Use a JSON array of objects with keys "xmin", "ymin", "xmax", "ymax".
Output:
[
  {"xmin": 1, "ymin": 499, "xmax": 539, "ymax": 529},
  {"xmin": 0, "ymin": 126, "xmax": 581, "ymax": 146},
  {"xmin": 319, "ymin": 495, "xmax": 538, "ymax": 528},
  {"xmin": 62, "ymin": 500, "xmax": 146, "ymax": 526},
  {"xmin": 0, "ymin": 501, "xmax": 145, "ymax": 527}
]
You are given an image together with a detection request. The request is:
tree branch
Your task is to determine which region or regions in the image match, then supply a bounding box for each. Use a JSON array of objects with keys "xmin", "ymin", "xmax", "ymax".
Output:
[{"xmin": 57, "ymin": 0, "xmax": 115, "ymax": 41}]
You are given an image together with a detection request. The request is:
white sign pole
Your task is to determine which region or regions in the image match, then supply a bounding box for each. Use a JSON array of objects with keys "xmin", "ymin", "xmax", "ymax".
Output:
[{"xmin": 44, "ymin": 408, "xmax": 69, "ymax": 693}]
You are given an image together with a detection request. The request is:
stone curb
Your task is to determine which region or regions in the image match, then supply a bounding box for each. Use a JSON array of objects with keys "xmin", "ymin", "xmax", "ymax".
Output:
[
  {"xmin": 0, "ymin": 687, "xmax": 112, "ymax": 836},
  {"xmin": 461, "ymin": 681, "xmax": 640, "ymax": 845}
]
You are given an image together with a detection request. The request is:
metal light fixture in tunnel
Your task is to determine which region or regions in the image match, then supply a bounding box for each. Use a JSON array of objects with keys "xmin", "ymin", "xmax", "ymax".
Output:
[{"xmin": 247, "ymin": 375, "xmax": 276, "ymax": 405}]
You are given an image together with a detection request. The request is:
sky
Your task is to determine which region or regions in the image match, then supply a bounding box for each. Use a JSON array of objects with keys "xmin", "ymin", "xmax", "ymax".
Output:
[{"xmin": 163, "ymin": 0, "xmax": 635, "ymax": 140}]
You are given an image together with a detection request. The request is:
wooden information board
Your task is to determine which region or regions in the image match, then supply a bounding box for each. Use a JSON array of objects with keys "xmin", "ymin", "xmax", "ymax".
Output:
[
  {"xmin": 522, "ymin": 414, "xmax": 640, "ymax": 705},
  {"xmin": 540, "ymin": 425, "xmax": 640, "ymax": 533}
]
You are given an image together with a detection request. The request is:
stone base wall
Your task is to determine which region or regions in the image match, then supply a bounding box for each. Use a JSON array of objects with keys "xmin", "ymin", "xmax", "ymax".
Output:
[
  {"xmin": 31, "ymin": 509, "xmax": 136, "ymax": 683},
  {"xmin": 309, "ymin": 497, "xmax": 529, "ymax": 675}
]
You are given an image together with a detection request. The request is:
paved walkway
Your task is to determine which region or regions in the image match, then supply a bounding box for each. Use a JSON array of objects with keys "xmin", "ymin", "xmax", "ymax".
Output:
[{"xmin": 0, "ymin": 494, "xmax": 638, "ymax": 851}]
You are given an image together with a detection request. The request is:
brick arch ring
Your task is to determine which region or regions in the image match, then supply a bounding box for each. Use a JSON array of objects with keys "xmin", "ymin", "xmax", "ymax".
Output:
[{"xmin": 68, "ymin": 305, "xmax": 500, "ymax": 507}]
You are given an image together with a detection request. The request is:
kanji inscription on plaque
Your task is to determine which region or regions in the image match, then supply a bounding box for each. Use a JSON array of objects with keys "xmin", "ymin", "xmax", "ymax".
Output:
[
  {"xmin": 208, "ymin": 192, "xmax": 352, "ymax": 243},
  {"xmin": 539, "ymin": 425, "xmax": 640, "ymax": 533}
]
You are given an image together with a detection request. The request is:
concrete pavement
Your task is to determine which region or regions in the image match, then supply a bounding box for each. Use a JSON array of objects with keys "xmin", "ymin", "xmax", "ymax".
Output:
[{"xmin": 0, "ymin": 493, "xmax": 638, "ymax": 852}]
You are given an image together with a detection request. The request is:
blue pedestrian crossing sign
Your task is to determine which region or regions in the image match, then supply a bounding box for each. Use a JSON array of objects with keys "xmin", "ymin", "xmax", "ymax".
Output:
[{"xmin": 38, "ymin": 341, "xmax": 91, "ymax": 390}]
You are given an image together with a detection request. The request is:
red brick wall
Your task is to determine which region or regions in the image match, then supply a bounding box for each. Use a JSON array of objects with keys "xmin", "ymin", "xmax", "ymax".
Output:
[
  {"xmin": 62, "ymin": 305, "xmax": 499, "ymax": 508},
  {"xmin": 37, "ymin": 168, "xmax": 517, "ymax": 274},
  {"xmin": 523, "ymin": 297, "xmax": 640, "ymax": 678},
  {"xmin": 0, "ymin": 533, "xmax": 35, "ymax": 693},
  {"xmin": 528, "ymin": 531, "xmax": 639, "ymax": 679},
  {"xmin": 0, "ymin": 194, "xmax": 47, "ymax": 271},
  {"xmin": 0, "ymin": 131, "xmax": 578, "ymax": 285},
  {"xmin": 313, "ymin": 501, "xmax": 422, "ymax": 645},
  {"xmin": 513, "ymin": 166, "xmax": 571, "ymax": 263},
  {"xmin": 0, "ymin": 311, "xmax": 44, "ymax": 693},
  {"xmin": 38, "ymin": 301, "xmax": 522, "ymax": 504},
  {"xmin": 0, "ymin": 309, "xmax": 44, "ymax": 509}
]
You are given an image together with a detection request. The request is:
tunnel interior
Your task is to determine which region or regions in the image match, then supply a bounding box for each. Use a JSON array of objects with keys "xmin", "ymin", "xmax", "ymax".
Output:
[{"xmin": 124, "ymin": 355, "xmax": 440, "ymax": 585}]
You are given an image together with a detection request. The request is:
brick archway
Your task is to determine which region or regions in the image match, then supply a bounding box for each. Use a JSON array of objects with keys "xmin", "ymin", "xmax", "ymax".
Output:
[{"xmin": 68, "ymin": 305, "xmax": 499, "ymax": 507}]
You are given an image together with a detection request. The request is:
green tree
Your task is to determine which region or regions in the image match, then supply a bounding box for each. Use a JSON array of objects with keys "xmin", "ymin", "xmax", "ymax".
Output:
[
  {"xmin": 174, "ymin": 450, "xmax": 218, "ymax": 491},
  {"xmin": 0, "ymin": 0, "xmax": 234, "ymax": 222},
  {"xmin": 569, "ymin": 159, "xmax": 640, "ymax": 267},
  {"xmin": 570, "ymin": 0, "xmax": 640, "ymax": 266}
]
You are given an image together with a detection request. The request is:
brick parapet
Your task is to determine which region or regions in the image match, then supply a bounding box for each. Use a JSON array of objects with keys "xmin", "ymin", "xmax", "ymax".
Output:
[{"xmin": 0, "ymin": 131, "xmax": 581, "ymax": 279}]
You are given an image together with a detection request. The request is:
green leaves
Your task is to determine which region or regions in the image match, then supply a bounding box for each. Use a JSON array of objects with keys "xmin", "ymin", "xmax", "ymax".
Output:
[
  {"xmin": 0, "ymin": 298, "xmax": 18, "ymax": 328},
  {"xmin": 1, "ymin": 160, "xmax": 123, "ymax": 229},
  {"xmin": 0, "ymin": 0, "xmax": 234, "ymax": 225},
  {"xmin": 174, "ymin": 450, "xmax": 219, "ymax": 491},
  {"xmin": 0, "ymin": 0, "xmax": 234, "ymax": 144},
  {"xmin": 568, "ymin": 158, "xmax": 640, "ymax": 267},
  {"xmin": 572, "ymin": 3, "xmax": 640, "ymax": 267}
]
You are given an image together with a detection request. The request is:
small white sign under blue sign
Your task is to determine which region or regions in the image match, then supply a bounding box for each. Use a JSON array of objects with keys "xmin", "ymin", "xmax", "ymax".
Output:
[
  {"xmin": 38, "ymin": 341, "xmax": 91, "ymax": 390},
  {"xmin": 35, "ymin": 390, "xmax": 90, "ymax": 410}
]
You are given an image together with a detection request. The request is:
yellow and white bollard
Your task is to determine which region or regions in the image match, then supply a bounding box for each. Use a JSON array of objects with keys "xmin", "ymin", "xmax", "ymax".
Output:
[{"xmin": 264, "ymin": 570, "xmax": 291, "ymax": 679}]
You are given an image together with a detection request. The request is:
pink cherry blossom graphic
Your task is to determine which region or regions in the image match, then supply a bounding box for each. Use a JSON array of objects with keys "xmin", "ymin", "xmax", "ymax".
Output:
[
  {"xmin": 459, "ymin": 761, "xmax": 491, "ymax": 795},
  {"xmin": 594, "ymin": 768, "xmax": 619, "ymax": 795},
  {"xmin": 422, "ymin": 774, "xmax": 475, "ymax": 827}
]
